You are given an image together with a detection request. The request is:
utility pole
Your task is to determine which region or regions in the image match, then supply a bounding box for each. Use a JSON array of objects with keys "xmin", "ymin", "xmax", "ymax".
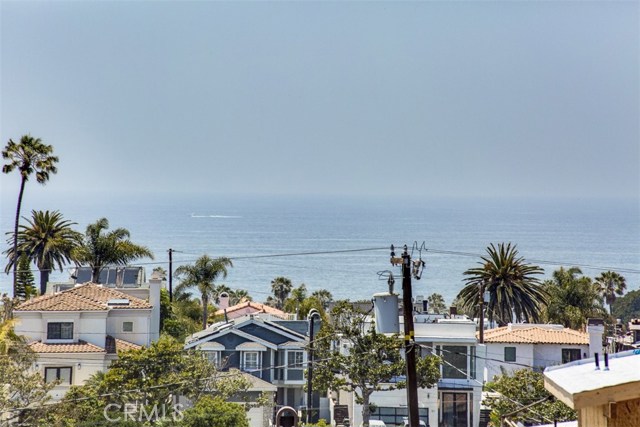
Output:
[
  {"xmin": 306, "ymin": 309, "xmax": 321, "ymax": 424},
  {"xmin": 168, "ymin": 249, "xmax": 174, "ymax": 302},
  {"xmin": 392, "ymin": 244, "xmax": 420, "ymax": 427},
  {"xmin": 478, "ymin": 282, "xmax": 484, "ymax": 344}
]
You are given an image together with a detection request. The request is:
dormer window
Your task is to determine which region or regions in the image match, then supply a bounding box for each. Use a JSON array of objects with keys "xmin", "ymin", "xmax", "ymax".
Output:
[{"xmin": 47, "ymin": 322, "xmax": 73, "ymax": 340}]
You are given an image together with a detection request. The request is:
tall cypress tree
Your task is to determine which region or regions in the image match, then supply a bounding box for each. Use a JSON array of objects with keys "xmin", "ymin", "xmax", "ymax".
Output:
[{"xmin": 15, "ymin": 253, "xmax": 36, "ymax": 300}]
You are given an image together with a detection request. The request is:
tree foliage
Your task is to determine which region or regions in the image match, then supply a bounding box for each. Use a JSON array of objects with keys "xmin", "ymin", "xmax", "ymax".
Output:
[
  {"xmin": 485, "ymin": 369, "xmax": 576, "ymax": 426},
  {"xmin": 427, "ymin": 293, "xmax": 447, "ymax": 314},
  {"xmin": 594, "ymin": 270, "xmax": 627, "ymax": 314},
  {"xmin": 2, "ymin": 134, "xmax": 58, "ymax": 297},
  {"xmin": 269, "ymin": 276, "xmax": 293, "ymax": 310},
  {"xmin": 43, "ymin": 335, "xmax": 251, "ymax": 426},
  {"xmin": 612, "ymin": 289, "xmax": 640, "ymax": 325},
  {"xmin": 5, "ymin": 210, "xmax": 82, "ymax": 294},
  {"xmin": 15, "ymin": 252, "xmax": 37, "ymax": 300},
  {"xmin": 175, "ymin": 255, "xmax": 233, "ymax": 330},
  {"xmin": 456, "ymin": 243, "xmax": 546, "ymax": 325},
  {"xmin": 313, "ymin": 301, "xmax": 440, "ymax": 426},
  {"xmin": 542, "ymin": 267, "xmax": 606, "ymax": 329},
  {"xmin": 0, "ymin": 318, "xmax": 54, "ymax": 425},
  {"xmin": 177, "ymin": 395, "xmax": 249, "ymax": 427},
  {"xmin": 72, "ymin": 217, "xmax": 154, "ymax": 284}
]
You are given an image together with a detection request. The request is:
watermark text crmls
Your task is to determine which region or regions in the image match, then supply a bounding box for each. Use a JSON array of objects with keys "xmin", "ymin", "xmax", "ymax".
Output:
[{"xmin": 103, "ymin": 403, "xmax": 184, "ymax": 422}]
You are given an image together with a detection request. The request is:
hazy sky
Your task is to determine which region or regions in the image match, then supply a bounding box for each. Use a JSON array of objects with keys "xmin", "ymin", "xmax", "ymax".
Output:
[{"xmin": 1, "ymin": 1, "xmax": 638, "ymax": 200}]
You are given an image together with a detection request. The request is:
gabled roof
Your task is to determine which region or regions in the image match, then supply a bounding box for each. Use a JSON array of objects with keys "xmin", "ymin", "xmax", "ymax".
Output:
[
  {"xmin": 482, "ymin": 325, "xmax": 589, "ymax": 345},
  {"xmin": 215, "ymin": 301, "xmax": 289, "ymax": 319},
  {"xmin": 185, "ymin": 316, "xmax": 307, "ymax": 350},
  {"xmin": 14, "ymin": 283, "xmax": 152, "ymax": 312}
]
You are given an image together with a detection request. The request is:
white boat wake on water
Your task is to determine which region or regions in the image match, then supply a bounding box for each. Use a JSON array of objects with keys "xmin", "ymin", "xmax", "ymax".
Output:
[{"xmin": 190, "ymin": 214, "xmax": 242, "ymax": 219}]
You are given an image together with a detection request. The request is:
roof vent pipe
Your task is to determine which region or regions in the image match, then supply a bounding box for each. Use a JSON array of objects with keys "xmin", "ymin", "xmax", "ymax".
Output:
[{"xmin": 594, "ymin": 353, "xmax": 600, "ymax": 370}]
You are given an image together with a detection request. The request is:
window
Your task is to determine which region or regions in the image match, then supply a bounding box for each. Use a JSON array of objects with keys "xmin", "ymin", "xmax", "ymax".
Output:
[
  {"xmin": 562, "ymin": 348, "xmax": 582, "ymax": 364},
  {"xmin": 438, "ymin": 345, "xmax": 468, "ymax": 379},
  {"xmin": 122, "ymin": 321, "xmax": 134, "ymax": 332},
  {"xmin": 287, "ymin": 351, "xmax": 304, "ymax": 368},
  {"xmin": 243, "ymin": 352, "xmax": 259, "ymax": 370},
  {"xmin": 370, "ymin": 406, "xmax": 429, "ymax": 426},
  {"xmin": 204, "ymin": 351, "xmax": 219, "ymax": 366},
  {"xmin": 441, "ymin": 392, "xmax": 469, "ymax": 427},
  {"xmin": 45, "ymin": 367, "xmax": 72, "ymax": 385},
  {"xmin": 504, "ymin": 347, "xmax": 516, "ymax": 362},
  {"xmin": 47, "ymin": 322, "xmax": 73, "ymax": 340},
  {"xmin": 470, "ymin": 346, "xmax": 476, "ymax": 379}
]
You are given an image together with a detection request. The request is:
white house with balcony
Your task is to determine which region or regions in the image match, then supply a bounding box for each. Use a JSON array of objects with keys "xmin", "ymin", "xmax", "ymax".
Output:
[
  {"xmin": 12, "ymin": 280, "xmax": 161, "ymax": 400},
  {"xmin": 338, "ymin": 310, "xmax": 485, "ymax": 427}
]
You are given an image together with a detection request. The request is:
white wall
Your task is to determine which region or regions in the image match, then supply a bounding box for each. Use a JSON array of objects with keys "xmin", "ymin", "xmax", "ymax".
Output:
[
  {"xmin": 78, "ymin": 312, "xmax": 108, "ymax": 347},
  {"xmin": 37, "ymin": 353, "xmax": 108, "ymax": 401},
  {"xmin": 106, "ymin": 309, "xmax": 152, "ymax": 346},
  {"xmin": 532, "ymin": 344, "xmax": 588, "ymax": 369},
  {"xmin": 484, "ymin": 343, "xmax": 534, "ymax": 382}
]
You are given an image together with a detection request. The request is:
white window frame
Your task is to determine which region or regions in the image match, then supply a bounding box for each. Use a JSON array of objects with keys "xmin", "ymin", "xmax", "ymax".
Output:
[
  {"xmin": 204, "ymin": 351, "xmax": 220, "ymax": 367},
  {"xmin": 243, "ymin": 351, "xmax": 260, "ymax": 371},
  {"xmin": 287, "ymin": 350, "xmax": 304, "ymax": 368}
]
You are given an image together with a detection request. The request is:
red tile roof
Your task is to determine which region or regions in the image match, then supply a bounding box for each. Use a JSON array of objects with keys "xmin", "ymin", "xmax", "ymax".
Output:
[
  {"xmin": 105, "ymin": 336, "xmax": 142, "ymax": 354},
  {"xmin": 482, "ymin": 325, "xmax": 589, "ymax": 345},
  {"xmin": 215, "ymin": 301, "xmax": 288, "ymax": 319},
  {"xmin": 14, "ymin": 283, "xmax": 151, "ymax": 312},
  {"xmin": 29, "ymin": 340, "xmax": 105, "ymax": 353}
]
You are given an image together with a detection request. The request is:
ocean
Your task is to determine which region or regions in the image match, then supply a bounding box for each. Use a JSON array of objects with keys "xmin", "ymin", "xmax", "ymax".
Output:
[{"xmin": 1, "ymin": 194, "xmax": 639, "ymax": 306}]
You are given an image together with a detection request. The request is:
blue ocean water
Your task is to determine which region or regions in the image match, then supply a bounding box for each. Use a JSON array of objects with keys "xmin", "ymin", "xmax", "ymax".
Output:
[{"xmin": 1, "ymin": 194, "xmax": 639, "ymax": 305}]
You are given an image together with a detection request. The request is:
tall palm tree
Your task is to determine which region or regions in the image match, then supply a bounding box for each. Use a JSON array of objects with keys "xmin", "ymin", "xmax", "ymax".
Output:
[
  {"xmin": 175, "ymin": 255, "xmax": 233, "ymax": 329},
  {"xmin": 311, "ymin": 289, "xmax": 333, "ymax": 309},
  {"xmin": 2, "ymin": 135, "xmax": 58, "ymax": 296},
  {"xmin": 4, "ymin": 210, "xmax": 82, "ymax": 295},
  {"xmin": 72, "ymin": 218, "xmax": 154, "ymax": 283},
  {"xmin": 594, "ymin": 271, "xmax": 627, "ymax": 314},
  {"xmin": 456, "ymin": 243, "xmax": 546, "ymax": 326},
  {"xmin": 543, "ymin": 267, "xmax": 606, "ymax": 329},
  {"xmin": 270, "ymin": 276, "xmax": 292, "ymax": 310},
  {"xmin": 284, "ymin": 283, "xmax": 307, "ymax": 315}
]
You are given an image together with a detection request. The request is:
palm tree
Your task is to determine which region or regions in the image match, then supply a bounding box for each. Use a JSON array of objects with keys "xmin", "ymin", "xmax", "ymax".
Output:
[
  {"xmin": 456, "ymin": 243, "xmax": 546, "ymax": 326},
  {"xmin": 228, "ymin": 289, "xmax": 251, "ymax": 305},
  {"xmin": 72, "ymin": 218, "xmax": 154, "ymax": 283},
  {"xmin": 270, "ymin": 276, "xmax": 293, "ymax": 310},
  {"xmin": 311, "ymin": 289, "xmax": 333, "ymax": 309},
  {"xmin": 543, "ymin": 267, "xmax": 606, "ymax": 329},
  {"xmin": 4, "ymin": 210, "xmax": 82, "ymax": 295},
  {"xmin": 2, "ymin": 135, "xmax": 59, "ymax": 297},
  {"xmin": 284, "ymin": 284, "xmax": 307, "ymax": 315},
  {"xmin": 175, "ymin": 255, "xmax": 233, "ymax": 329},
  {"xmin": 594, "ymin": 271, "xmax": 627, "ymax": 314}
]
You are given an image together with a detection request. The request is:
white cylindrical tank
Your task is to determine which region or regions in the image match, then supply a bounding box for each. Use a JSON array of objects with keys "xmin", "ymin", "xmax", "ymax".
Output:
[{"xmin": 373, "ymin": 292, "xmax": 399, "ymax": 334}]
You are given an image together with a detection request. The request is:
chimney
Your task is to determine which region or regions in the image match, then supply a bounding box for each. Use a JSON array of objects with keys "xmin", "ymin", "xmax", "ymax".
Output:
[
  {"xmin": 148, "ymin": 275, "xmax": 162, "ymax": 344},
  {"xmin": 219, "ymin": 292, "xmax": 230, "ymax": 310},
  {"xmin": 587, "ymin": 318, "xmax": 605, "ymax": 358}
]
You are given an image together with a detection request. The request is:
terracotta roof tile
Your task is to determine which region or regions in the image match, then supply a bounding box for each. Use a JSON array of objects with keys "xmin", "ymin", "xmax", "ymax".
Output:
[
  {"xmin": 29, "ymin": 340, "xmax": 105, "ymax": 353},
  {"xmin": 105, "ymin": 336, "xmax": 142, "ymax": 354},
  {"xmin": 215, "ymin": 301, "xmax": 288, "ymax": 318},
  {"xmin": 482, "ymin": 325, "xmax": 589, "ymax": 345},
  {"xmin": 15, "ymin": 283, "xmax": 152, "ymax": 312}
]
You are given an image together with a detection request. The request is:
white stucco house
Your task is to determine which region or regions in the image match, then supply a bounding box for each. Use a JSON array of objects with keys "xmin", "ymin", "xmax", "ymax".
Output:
[
  {"xmin": 13, "ymin": 279, "xmax": 161, "ymax": 400},
  {"xmin": 336, "ymin": 311, "xmax": 486, "ymax": 427},
  {"xmin": 482, "ymin": 320, "xmax": 604, "ymax": 382}
]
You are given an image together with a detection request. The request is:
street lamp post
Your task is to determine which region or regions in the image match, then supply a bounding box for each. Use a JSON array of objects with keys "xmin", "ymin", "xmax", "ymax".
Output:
[{"xmin": 306, "ymin": 309, "xmax": 322, "ymax": 424}]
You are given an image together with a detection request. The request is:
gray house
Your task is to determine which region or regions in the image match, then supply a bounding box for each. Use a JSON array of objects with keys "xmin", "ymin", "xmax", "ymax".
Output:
[{"xmin": 184, "ymin": 314, "xmax": 310, "ymax": 412}]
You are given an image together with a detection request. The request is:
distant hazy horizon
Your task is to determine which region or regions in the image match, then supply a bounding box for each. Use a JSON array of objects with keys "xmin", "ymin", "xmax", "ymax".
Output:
[{"xmin": 1, "ymin": 1, "xmax": 638, "ymax": 200}]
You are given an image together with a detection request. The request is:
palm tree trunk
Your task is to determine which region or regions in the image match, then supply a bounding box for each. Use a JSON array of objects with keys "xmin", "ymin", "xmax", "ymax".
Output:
[
  {"xmin": 39, "ymin": 268, "xmax": 50, "ymax": 295},
  {"xmin": 12, "ymin": 177, "xmax": 26, "ymax": 298},
  {"xmin": 92, "ymin": 266, "xmax": 101, "ymax": 284},
  {"xmin": 202, "ymin": 295, "xmax": 209, "ymax": 330}
]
